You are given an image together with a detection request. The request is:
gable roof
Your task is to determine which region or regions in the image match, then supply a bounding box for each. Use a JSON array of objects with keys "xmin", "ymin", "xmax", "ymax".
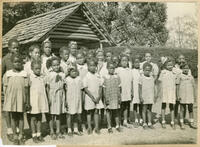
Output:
[{"xmin": 2, "ymin": 2, "xmax": 116, "ymax": 48}]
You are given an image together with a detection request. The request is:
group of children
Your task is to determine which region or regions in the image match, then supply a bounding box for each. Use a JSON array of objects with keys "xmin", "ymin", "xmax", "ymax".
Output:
[{"xmin": 2, "ymin": 38, "xmax": 197, "ymax": 145}]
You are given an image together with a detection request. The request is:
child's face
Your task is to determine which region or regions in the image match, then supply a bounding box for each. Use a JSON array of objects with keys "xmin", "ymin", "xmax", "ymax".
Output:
[
  {"xmin": 134, "ymin": 59, "xmax": 140, "ymax": 69},
  {"xmin": 60, "ymin": 50, "xmax": 69, "ymax": 62},
  {"xmin": 69, "ymin": 69, "xmax": 78, "ymax": 78},
  {"xmin": 70, "ymin": 44, "xmax": 77, "ymax": 56},
  {"xmin": 124, "ymin": 49, "xmax": 131, "ymax": 58},
  {"xmin": 88, "ymin": 62, "xmax": 96, "ymax": 74},
  {"xmin": 178, "ymin": 55, "xmax": 185, "ymax": 64},
  {"xmin": 96, "ymin": 52, "xmax": 104, "ymax": 62},
  {"xmin": 106, "ymin": 52, "xmax": 112, "ymax": 62},
  {"xmin": 121, "ymin": 56, "xmax": 128, "ymax": 68},
  {"xmin": 9, "ymin": 42, "xmax": 19, "ymax": 54},
  {"xmin": 145, "ymin": 53, "xmax": 152, "ymax": 62},
  {"xmin": 51, "ymin": 60, "xmax": 60, "ymax": 72},
  {"xmin": 76, "ymin": 54, "xmax": 85, "ymax": 65},
  {"xmin": 182, "ymin": 65, "xmax": 189, "ymax": 75},
  {"xmin": 32, "ymin": 64, "xmax": 41, "ymax": 76},
  {"xmin": 143, "ymin": 66, "xmax": 152, "ymax": 76},
  {"xmin": 30, "ymin": 48, "xmax": 40, "ymax": 60},
  {"xmin": 13, "ymin": 57, "xmax": 22, "ymax": 71},
  {"xmin": 166, "ymin": 61, "xmax": 174, "ymax": 71},
  {"xmin": 108, "ymin": 64, "xmax": 115, "ymax": 75},
  {"xmin": 112, "ymin": 56, "xmax": 119, "ymax": 67},
  {"xmin": 43, "ymin": 43, "xmax": 51, "ymax": 57}
]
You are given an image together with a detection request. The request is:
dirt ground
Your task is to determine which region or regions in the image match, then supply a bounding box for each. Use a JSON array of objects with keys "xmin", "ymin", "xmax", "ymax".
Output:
[{"xmin": 1, "ymin": 81, "xmax": 198, "ymax": 145}]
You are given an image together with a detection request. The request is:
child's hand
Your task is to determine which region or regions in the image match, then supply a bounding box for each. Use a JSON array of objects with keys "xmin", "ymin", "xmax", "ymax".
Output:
[
  {"xmin": 24, "ymin": 103, "xmax": 32, "ymax": 112},
  {"xmin": 140, "ymin": 98, "xmax": 144, "ymax": 103},
  {"xmin": 106, "ymin": 100, "xmax": 109, "ymax": 105},
  {"xmin": 118, "ymin": 99, "xmax": 121, "ymax": 105}
]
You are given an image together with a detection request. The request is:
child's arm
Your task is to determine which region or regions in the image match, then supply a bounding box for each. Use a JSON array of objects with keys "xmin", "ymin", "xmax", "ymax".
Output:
[
  {"xmin": 131, "ymin": 79, "xmax": 134, "ymax": 100},
  {"xmin": 103, "ymin": 87, "xmax": 108, "ymax": 105},
  {"xmin": 138, "ymin": 84, "xmax": 143, "ymax": 103},
  {"xmin": 97, "ymin": 86, "xmax": 103, "ymax": 103},
  {"xmin": 176, "ymin": 84, "xmax": 180, "ymax": 101},
  {"xmin": 46, "ymin": 84, "xmax": 51, "ymax": 106},
  {"xmin": 83, "ymin": 88, "xmax": 97, "ymax": 103},
  {"xmin": 64, "ymin": 83, "xmax": 68, "ymax": 109}
]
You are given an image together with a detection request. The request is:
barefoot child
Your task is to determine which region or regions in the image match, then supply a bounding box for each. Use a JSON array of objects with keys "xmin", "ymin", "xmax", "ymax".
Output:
[
  {"xmin": 2, "ymin": 38, "xmax": 19, "ymax": 142},
  {"xmin": 115, "ymin": 54, "xmax": 133, "ymax": 127},
  {"xmin": 139, "ymin": 62, "xmax": 156, "ymax": 129},
  {"xmin": 103, "ymin": 61, "xmax": 121, "ymax": 133},
  {"xmin": 132, "ymin": 58, "xmax": 143, "ymax": 127},
  {"xmin": 3, "ymin": 53, "xmax": 29, "ymax": 145},
  {"xmin": 83, "ymin": 59, "xmax": 104, "ymax": 135},
  {"xmin": 28, "ymin": 59, "xmax": 49, "ymax": 143},
  {"xmin": 158, "ymin": 59, "xmax": 177, "ymax": 129},
  {"xmin": 46, "ymin": 57, "xmax": 65, "ymax": 140},
  {"xmin": 65, "ymin": 67, "xmax": 84, "ymax": 136},
  {"xmin": 176, "ymin": 64, "xmax": 196, "ymax": 129}
]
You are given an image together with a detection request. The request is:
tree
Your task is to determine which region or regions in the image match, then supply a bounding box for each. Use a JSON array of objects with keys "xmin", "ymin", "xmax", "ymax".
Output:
[{"xmin": 166, "ymin": 15, "xmax": 198, "ymax": 49}]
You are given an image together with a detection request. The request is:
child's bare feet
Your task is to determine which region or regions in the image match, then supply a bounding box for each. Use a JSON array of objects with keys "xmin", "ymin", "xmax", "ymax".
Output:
[
  {"xmin": 94, "ymin": 129, "xmax": 100, "ymax": 135},
  {"xmin": 87, "ymin": 128, "xmax": 92, "ymax": 135},
  {"xmin": 57, "ymin": 133, "xmax": 65, "ymax": 139},
  {"xmin": 108, "ymin": 128, "xmax": 113, "ymax": 134},
  {"xmin": 33, "ymin": 136, "xmax": 39, "ymax": 143},
  {"xmin": 189, "ymin": 122, "xmax": 197, "ymax": 129},
  {"xmin": 37, "ymin": 136, "xmax": 45, "ymax": 142}
]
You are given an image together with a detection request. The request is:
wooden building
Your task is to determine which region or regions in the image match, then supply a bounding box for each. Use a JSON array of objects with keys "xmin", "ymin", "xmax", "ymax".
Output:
[{"xmin": 2, "ymin": 2, "xmax": 116, "ymax": 54}]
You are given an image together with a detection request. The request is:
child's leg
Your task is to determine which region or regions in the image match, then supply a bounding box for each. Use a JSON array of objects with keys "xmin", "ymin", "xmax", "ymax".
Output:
[
  {"xmin": 188, "ymin": 104, "xmax": 196, "ymax": 129},
  {"xmin": 179, "ymin": 104, "xmax": 185, "ymax": 129},
  {"xmin": 73, "ymin": 114, "xmax": 79, "ymax": 133},
  {"xmin": 5, "ymin": 112, "xmax": 13, "ymax": 136},
  {"xmin": 142, "ymin": 105, "xmax": 147, "ymax": 127},
  {"xmin": 169, "ymin": 104, "xmax": 175, "ymax": 128},
  {"xmin": 30, "ymin": 114, "xmax": 37, "ymax": 138},
  {"xmin": 87, "ymin": 110, "xmax": 92, "ymax": 132},
  {"xmin": 94, "ymin": 109, "xmax": 99, "ymax": 131},
  {"xmin": 123, "ymin": 102, "xmax": 128, "ymax": 125},
  {"xmin": 67, "ymin": 114, "xmax": 72, "ymax": 134},
  {"xmin": 133, "ymin": 104, "xmax": 138, "ymax": 123},
  {"xmin": 36, "ymin": 114, "xmax": 42, "ymax": 138},
  {"xmin": 139, "ymin": 104, "xmax": 143, "ymax": 124},
  {"xmin": 18, "ymin": 112, "xmax": 24, "ymax": 143},
  {"xmin": 147, "ymin": 104, "xmax": 153, "ymax": 127},
  {"xmin": 100, "ymin": 109, "xmax": 104, "ymax": 127},
  {"xmin": 127, "ymin": 102, "xmax": 131, "ymax": 123},
  {"xmin": 77, "ymin": 113, "xmax": 82, "ymax": 132},
  {"xmin": 81, "ymin": 110, "xmax": 87, "ymax": 132},
  {"xmin": 174, "ymin": 100, "xmax": 180, "ymax": 120},
  {"xmin": 114, "ymin": 109, "xmax": 120, "ymax": 129},
  {"xmin": 11, "ymin": 112, "xmax": 17, "ymax": 139},
  {"xmin": 49, "ymin": 115, "xmax": 54, "ymax": 134},
  {"xmin": 106, "ymin": 109, "xmax": 112, "ymax": 129},
  {"xmin": 55, "ymin": 115, "xmax": 61, "ymax": 134},
  {"xmin": 161, "ymin": 103, "xmax": 166, "ymax": 124}
]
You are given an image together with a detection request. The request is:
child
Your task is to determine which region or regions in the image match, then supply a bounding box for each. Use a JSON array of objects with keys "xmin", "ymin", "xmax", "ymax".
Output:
[
  {"xmin": 105, "ymin": 50, "xmax": 113, "ymax": 63},
  {"xmin": 112, "ymin": 54, "xmax": 120, "ymax": 68},
  {"xmin": 96, "ymin": 49, "xmax": 108, "ymax": 76},
  {"xmin": 46, "ymin": 57, "xmax": 65, "ymax": 140},
  {"xmin": 2, "ymin": 38, "xmax": 19, "ymax": 142},
  {"xmin": 140, "ymin": 52, "xmax": 159, "ymax": 80},
  {"xmin": 65, "ymin": 67, "xmax": 84, "ymax": 136},
  {"xmin": 139, "ymin": 62, "xmax": 156, "ymax": 129},
  {"xmin": 3, "ymin": 53, "xmax": 29, "ymax": 145},
  {"xmin": 123, "ymin": 48, "xmax": 132, "ymax": 69},
  {"xmin": 76, "ymin": 51, "xmax": 88, "ymax": 133},
  {"xmin": 176, "ymin": 64, "xmax": 196, "ymax": 129},
  {"xmin": 103, "ymin": 61, "xmax": 121, "ymax": 133},
  {"xmin": 158, "ymin": 59, "xmax": 177, "ymax": 129},
  {"xmin": 83, "ymin": 59, "xmax": 104, "ymax": 135},
  {"xmin": 59, "ymin": 46, "xmax": 73, "ymax": 76},
  {"xmin": 28, "ymin": 59, "xmax": 49, "ymax": 143},
  {"xmin": 24, "ymin": 44, "xmax": 41, "ymax": 75},
  {"xmin": 115, "ymin": 54, "xmax": 133, "ymax": 127},
  {"xmin": 132, "ymin": 58, "xmax": 143, "ymax": 127},
  {"xmin": 68, "ymin": 41, "xmax": 77, "ymax": 63},
  {"xmin": 41, "ymin": 38, "xmax": 53, "ymax": 76}
]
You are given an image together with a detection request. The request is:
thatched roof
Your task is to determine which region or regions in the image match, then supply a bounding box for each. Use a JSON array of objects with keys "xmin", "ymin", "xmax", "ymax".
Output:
[{"xmin": 3, "ymin": 2, "xmax": 116, "ymax": 48}]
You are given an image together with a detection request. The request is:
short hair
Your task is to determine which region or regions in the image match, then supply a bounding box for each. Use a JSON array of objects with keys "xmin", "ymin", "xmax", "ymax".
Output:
[
  {"xmin": 8, "ymin": 38, "xmax": 19, "ymax": 48},
  {"xmin": 42, "ymin": 38, "xmax": 52, "ymax": 49},
  {"xmin": 68, "ymin": 41, "xmax": 77, "ymax": 48},
  {"xmin": 29, "ymin": 44, "xmax": 40, "ymax": 53},
  {"xmin": 180, "ymin": 62, "xmax": 190, "ymax": 69},
  {"xmin": 163, "ymin": 58, "xmax": 174, "ymax": 69},
  {"xmin": 49, "ymin": 56, "xmax": 60, "ymax": 67},
  {"xmin": 120, "ymin": 54, "xmax": 129, "ymax": 61},
  {"xmin": 11, "ymin": 52, "xmax": 22, "ymax": 62},
  {"xmin": 59, "ymin": 46, "xmax": 69, "ymax": 55},
  {"xmin": 87, "ymin": 58, "xmax": 97, "ymax": 66},
  {"xmin": 143, "ymin": 62, "xmax": 152, "ymax": 71},
  {"xmin": 31, "ymin": 57, "xmax": 42, "ymax": 70},
  {"xmin": 145, "ymin": 52, "xmax": 152, "ymax": 56},
  {"xmin": 76, "ymin": 50, "xmax": 85, "ymax": 58},
  {"xmin": 107, "ymin": 61, "xmax": 115, "ymax": 69}
]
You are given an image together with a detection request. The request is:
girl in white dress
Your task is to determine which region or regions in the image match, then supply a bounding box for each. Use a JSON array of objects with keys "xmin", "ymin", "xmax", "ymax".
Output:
[
  {"xmin": 65, "ymin": 67, "xmax": 84, "ymax": 136},
  {"xmin": 83, "ymin": 59, "xmax": 103, "ymax": 135},
  {"xmin": 24, "ymin": 44, "xmax": 40, "ymax": 75},
  {"xmin": 176, "ymin": 64, "xmax": 196, "ymax": 129},
  {"xmin": 115, "ymin": 54, "xmax": 133, "ymax": 127},
  {"xmin": 158, "ymin": 59, "xmax": 177, "ymax": 129},
  {"xmin": 28, "ymin": 59, "xmax": 48, "ymax": 143},
  {"xmin": 139, "ymin": 63, "xmax": 156, "ymax": 129},
  {"xmin": 132, "ymin": 58, "xmax": 143, "ymax": 127}
]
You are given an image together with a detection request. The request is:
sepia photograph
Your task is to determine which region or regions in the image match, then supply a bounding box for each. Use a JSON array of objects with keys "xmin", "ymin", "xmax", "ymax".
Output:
[{"xmin": 1, "ymin": 0, "xmax": 199, "ymax": 145}]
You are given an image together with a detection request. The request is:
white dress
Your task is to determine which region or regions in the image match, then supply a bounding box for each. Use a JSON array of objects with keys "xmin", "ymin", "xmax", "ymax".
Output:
[
  {"xmin": 65, "ymin": 76, "xmax": 83, "ymax": 114},
  {"xmin": 83, "ymin": 72, "xmax": 104, "ymax": 110},
  {"xmin": 132, "ymin": 68, "xmax": 141, "ymax": 104},
  {"xmin": 41, "ymin": 55, "xmax": 52, "ymax": 76},
  {"xmin": 68, "ymin": 54, "xmax": 76, "ymax": 63},
  {"xmin": 24, "ymin": 61, "xmax": 33, "ymax": 75},
  {"xmin": 60, "ymin": 59, "xmax": 73, "ymax": 76},
  {"xmin": 158, "ymin": 69, "xmax": 177, "ymax": 104},
  {"xmin": 29, "ymin": 73, "xmax": 49, "ymax": 114},
  {"xmin": 77, "ymin": 64, "xmax": 88, "ymax": 80},
  {"xmin": 140, "ymin": 61, "xmax": 159, "ymax": 78},
  {"xmin": 115, "ymin": 67, "xmax": 133, "ymax": 102}
]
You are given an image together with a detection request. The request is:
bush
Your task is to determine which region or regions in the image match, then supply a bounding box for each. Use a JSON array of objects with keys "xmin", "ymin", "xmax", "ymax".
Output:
[{"xmin": 105, "ymin": 46, "xmax": 198, "ymax": 78}]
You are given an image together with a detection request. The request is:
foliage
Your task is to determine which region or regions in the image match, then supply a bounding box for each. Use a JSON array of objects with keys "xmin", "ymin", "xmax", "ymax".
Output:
[
  {"xmin": 3, "ymin": 2, "xmax": 168, "ymax": 47},
  {"xmin": 105, "ymin": 46, "xmax": 198, "ymax": 78}
]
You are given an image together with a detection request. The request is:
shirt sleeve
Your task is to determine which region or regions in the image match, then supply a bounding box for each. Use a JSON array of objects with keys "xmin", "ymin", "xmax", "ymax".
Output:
[
  {"xmin": 138, "ymin": 76, "xmax": 142, "ymax": 85},
  {"xmin": 153, "ymin": 64, "xmax": 159, "ymax": 76},
  {"xmin": 83, "ymin": 76, "xmax": 88, "ymax": 88}
]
